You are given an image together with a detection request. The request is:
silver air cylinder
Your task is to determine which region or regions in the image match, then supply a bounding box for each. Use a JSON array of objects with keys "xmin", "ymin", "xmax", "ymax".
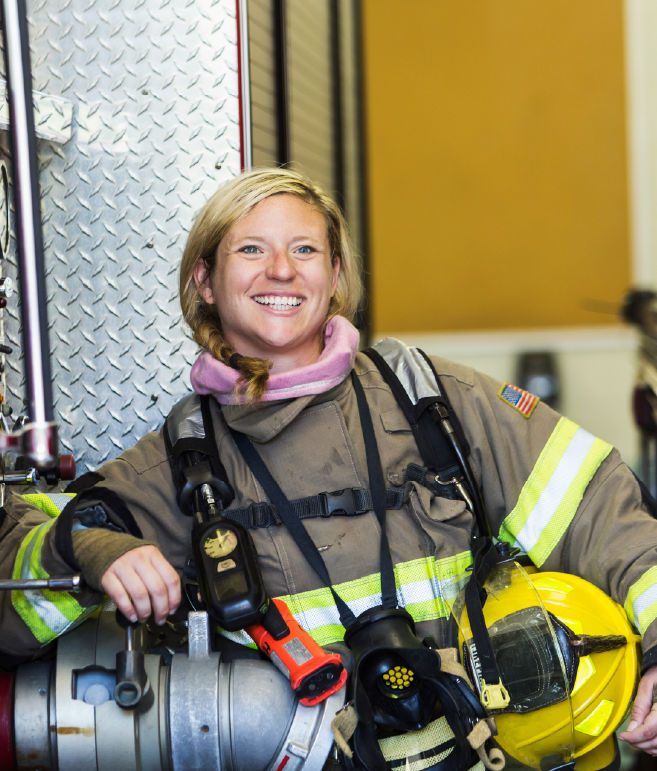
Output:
[{"xmin": 12, "ymin": 610, "xmax": 343, "ymax": 770}]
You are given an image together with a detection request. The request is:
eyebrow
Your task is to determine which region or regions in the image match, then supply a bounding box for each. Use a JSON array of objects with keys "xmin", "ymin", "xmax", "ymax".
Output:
[{"xmin": 230, "ymin": 234, "xmax": 325, "ymax": 244}]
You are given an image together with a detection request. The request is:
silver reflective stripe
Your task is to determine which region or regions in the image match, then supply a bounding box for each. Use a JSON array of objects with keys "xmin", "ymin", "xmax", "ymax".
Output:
[
  {"xmin": 18, "ymin": 525, "xmax": 71, "ymax": 634},
  {"xmin": 44, "ymin": 493, "xmax": 75, "ymax": 511},
  {"xmin": 633, "ymin": 583, "xmax": 657, "ymax": 620},
  {"xmin": 510, "ymin": 427, "xmax": 596, "ymax": 554},
  {"xmin": 371, "ymin": 338, "xmax": 445, "ymax": 404},
  {"xmin": 401, "ymin": 577, "xmax": 440, "ymax": 605},
  {"xmin": 166, "ymin": 392, "xmax": 205, "ymax": 443},
  {"xmin": 625, "ymin": 567, "xmax": 657, "ymax": 634}
]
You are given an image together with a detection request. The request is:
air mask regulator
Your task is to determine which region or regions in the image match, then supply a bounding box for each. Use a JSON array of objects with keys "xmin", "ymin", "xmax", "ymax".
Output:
[{"xmin": 179, "ymin": 451, "xmax": 347, "ymax": 706}]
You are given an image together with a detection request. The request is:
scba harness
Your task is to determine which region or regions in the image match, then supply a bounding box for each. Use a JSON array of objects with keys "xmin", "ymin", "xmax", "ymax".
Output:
[
  {"xmin": 164, "ymin": 338, "xmax": 506, "ymax": 771},
  {"xmin": 164, "ymin": 340, "xmax": 638, "ymax": 770}
]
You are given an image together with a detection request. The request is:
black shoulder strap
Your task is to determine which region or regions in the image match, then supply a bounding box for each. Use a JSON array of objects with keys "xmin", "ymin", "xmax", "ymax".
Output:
[
  {"xmin": 164, "ymin": 393, "xmax": 234, "ymax": 513},
  {"xmin": 363, "ymin": 340, "xmax": 467, "ymax": 478},
  {"xmin": 364, "ymin": 339, "xmax": 490, "ymax": 539}
]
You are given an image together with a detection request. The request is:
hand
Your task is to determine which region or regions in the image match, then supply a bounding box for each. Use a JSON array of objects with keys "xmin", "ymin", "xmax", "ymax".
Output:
[
  {"xmin": 619, "ymin": 665, "xmax": 657, "ymax": 754},
  {"xmin": 101, "ymin": 545, "xmax": 181, "ymax": 625}
]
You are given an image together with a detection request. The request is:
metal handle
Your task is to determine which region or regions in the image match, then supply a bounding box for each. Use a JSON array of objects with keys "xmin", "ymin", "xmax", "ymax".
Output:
[
  {"xmin": 0, "ymin": 575, "xmax": 80, "ymax": 591},
  {"xmin": 1, "ymin": 0, "xmax": 57, "ymax": 469}
]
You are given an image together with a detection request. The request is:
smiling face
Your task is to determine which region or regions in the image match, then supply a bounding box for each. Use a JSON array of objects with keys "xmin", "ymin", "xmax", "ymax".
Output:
[{"xmin": 194, "ymin": 194, "xmax": 340, "ymax": 372}]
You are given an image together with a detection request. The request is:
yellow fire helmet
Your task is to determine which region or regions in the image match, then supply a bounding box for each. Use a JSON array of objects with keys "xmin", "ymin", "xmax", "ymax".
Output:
[{"xmin": 453, "ymin": 561, "xmax": 641, "ymax": 771}]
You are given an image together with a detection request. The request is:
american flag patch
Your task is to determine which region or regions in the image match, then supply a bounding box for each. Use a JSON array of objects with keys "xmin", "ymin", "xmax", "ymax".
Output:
[{"xmin": 498, "ymin": 383, "xmax": 539, "ymax": 418}]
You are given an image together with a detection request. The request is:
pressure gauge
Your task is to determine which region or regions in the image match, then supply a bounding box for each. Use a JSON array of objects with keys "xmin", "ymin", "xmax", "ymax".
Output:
[{"xmin": 203, "ymin": 527, "xmax": 239, "ymax": 559}]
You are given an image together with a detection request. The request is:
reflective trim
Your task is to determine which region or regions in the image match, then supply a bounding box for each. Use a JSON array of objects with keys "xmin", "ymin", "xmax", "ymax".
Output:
[
  {"xmin": 219, "ymin": 552, "xmax": 473, "ymax": 648},
  {"xmin": 625, "ymin": 565, "xmax": 657, "ymax": 634},
  {"xmin": 11, "ymin": 518, "xmax": 90, "ymax": 644},
  {"xmin": 499, "ymin": 418, "xmax": 612, "ymax": 567},
  {"xmin": 380, "ymin": 715, "xmax": 455, "ymax": 769},
  {"xmin": 372, "ymin": 338, "xmax": 447, "ymax": 404},
  {"xmin": 573, "ymin": 698, "xmax": 614, "ymax": 737},
  {"xmin": 22, "ymin": 492, "xmax": 74, "ymax": 518},
  {"xmin": 379, "ymin": 714, "xmax": 484, "ymax": 770}
]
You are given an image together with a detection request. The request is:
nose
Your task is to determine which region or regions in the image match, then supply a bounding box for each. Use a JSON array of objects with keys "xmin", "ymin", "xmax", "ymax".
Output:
[{"xmin": 265, "ymin": 248, "xmax": 296, "ymax": 281}]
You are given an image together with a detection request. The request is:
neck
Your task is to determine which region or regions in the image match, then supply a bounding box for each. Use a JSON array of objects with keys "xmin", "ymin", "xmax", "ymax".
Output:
[
  {"xmin": 191, "ymin": 315, "xmax": 361, "ymax": 404},
  {"xmin": 267, "ymin": 340, "xmax": 324, "ymax": 373}
]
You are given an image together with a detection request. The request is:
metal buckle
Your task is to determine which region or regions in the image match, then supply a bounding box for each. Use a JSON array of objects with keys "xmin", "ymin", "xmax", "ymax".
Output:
[{"xmin": 320, "ymin": 489, "xmax": 357, "ymax": 517}]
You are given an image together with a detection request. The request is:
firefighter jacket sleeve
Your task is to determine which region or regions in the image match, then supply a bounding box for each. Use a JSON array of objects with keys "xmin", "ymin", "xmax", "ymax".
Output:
[
  {"xmin": 434, "ymin": 355, "xmax": 657, "ymax": 667},
  {"xmin": 0, "ymin": 429, "xmax": 173, "ymax": 659},
  {"xmin": 0, "ymin": 492, "xmax": 103, "ymax": 661},
  {"xmin": 52, "ymin": 428, "xmax": 192, "ymax": 576},
  {"xmin": 71, "ymin": 527, "xmax": 154, "ymax": 591}
]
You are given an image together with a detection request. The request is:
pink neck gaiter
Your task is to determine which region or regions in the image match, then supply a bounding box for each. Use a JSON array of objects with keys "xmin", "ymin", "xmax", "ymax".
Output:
[{"xmin": 190, "ymin": 315, "xmax": 360, "ymax": 404}]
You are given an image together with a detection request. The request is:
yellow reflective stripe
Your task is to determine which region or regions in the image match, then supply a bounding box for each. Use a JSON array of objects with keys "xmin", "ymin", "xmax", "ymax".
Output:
[
  {"xmin": 499, "ymin": 417, "xmax": 612, "ymax": 567},
  {"xmin": 500, "ymin": 418, "xmax": 579, "ymax": 541},
  {"xmin": 219, "ymin": 552, "xmax": 474, "ymax": 648},
  {"xmin": 22, "ymin": 492, "xmax": 74, "ymax": 518},
  {"xmin": 574, "ymin": 699, "xmax": 614, "ymax": 737},
  {"xmin": 296, "ymin": 622, "xmax": 347, "ymax": 648},
  {"xmin": 11, "ymin": 518, "xmax": 90, "ymax": 643},
  {"xmin": 625, "ymin": 566, "xmax": 657, "ymax": 634}
]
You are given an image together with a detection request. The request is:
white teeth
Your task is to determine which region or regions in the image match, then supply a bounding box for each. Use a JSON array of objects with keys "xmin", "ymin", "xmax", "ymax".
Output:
[{"xmin": 254, "ymin": 295, "xmax": 302, "ymax": 308}]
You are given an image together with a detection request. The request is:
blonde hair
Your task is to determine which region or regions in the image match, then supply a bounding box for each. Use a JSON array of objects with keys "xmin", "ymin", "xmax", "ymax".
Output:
[{"xmin": 179, "ymin": 167, "xmax": 363, "ymax": 401}]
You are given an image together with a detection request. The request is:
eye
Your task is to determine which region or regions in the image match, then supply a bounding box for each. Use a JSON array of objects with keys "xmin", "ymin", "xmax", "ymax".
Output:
[
  {"xmin": 239, "ymin": 245, "xmax": 261, "ymax": 255},
  {"xmin": 295, "ymin": 245, "xmax": 316, "ymax": 255}
]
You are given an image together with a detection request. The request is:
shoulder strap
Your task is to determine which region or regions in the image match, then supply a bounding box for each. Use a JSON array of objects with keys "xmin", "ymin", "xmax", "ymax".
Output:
[
  {"xmin": 364, "ymin": 338, "xmax": 490, "ymax": 539},
  {"xmin": 363, "ymin": 338, "xmax": 468, "ymax": 477},
  {"xmin": 163, "ymin": 393, "xmax": 234, "ymax": 514}
]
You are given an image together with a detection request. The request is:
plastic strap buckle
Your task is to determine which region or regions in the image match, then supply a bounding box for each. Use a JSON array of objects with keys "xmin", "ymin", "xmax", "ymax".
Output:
[
  {"xmin": 479, "ymin": 679, "xmax": 510, "ymax": 710},
  {"xmin": 320, "ymin": 489, "xmax": 358, "ymax": 517}
]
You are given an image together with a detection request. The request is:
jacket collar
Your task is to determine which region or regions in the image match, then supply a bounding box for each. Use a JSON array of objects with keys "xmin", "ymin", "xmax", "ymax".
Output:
[
  {"xmin": 191, "ymin": 315, "xmax": 360, "ymax": 405},
  {"xmin": 221, "ymin": 391, "xmax": 324, "ymax": 442}
]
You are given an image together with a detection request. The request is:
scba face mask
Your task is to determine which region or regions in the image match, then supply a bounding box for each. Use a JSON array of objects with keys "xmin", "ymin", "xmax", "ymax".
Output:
[{"xmin": 340, "ymin": 605, "xmax": 503, "ymax": 771}]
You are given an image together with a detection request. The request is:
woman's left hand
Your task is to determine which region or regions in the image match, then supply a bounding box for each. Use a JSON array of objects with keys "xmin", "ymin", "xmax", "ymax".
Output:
[{"xmin": 619, "ymin": 664, "xmax": 657, "ymax": 754}]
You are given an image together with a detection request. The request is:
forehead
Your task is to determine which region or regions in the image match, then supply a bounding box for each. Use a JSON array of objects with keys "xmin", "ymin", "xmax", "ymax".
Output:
[{"xmin": 229, "ymin": 193, "xmax": 328, "ymax": 235}]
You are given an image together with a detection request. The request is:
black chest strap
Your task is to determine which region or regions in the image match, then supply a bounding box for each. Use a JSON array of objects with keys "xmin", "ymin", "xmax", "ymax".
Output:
[
  {"xmin": 365, "ymin": 341, "xmax": 506, "ymax": 704},
  {"xmin": 222, "ymin": 486, "xmax": 407, "ymax": 529},
  {"xmin": 230, "ymin": 427, "xmax": 358, "ymax": 628}
]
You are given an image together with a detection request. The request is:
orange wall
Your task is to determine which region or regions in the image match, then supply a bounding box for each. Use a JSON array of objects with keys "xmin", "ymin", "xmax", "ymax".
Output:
[{"xmin": 362, "ymin": 0, "xmax": 630, "ymax": 332}]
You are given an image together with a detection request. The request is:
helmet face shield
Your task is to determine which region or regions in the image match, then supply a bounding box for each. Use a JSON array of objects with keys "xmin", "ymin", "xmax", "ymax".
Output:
[
  {"xmin": 481, "ymin": 605, "xmax": 575, "ymax": 713},
  {"xmin": 452, "ymin": 562, "xmax": 640, "ymax": 770}
]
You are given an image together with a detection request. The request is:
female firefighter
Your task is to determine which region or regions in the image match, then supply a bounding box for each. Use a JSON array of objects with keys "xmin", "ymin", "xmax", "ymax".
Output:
[{"xmin": 2, "ymin": 166, "xmax": 657, "ymax": 766}]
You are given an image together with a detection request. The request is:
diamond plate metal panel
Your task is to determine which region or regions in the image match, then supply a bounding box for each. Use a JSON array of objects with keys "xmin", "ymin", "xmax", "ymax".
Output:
[
  {"xmin": 0, "ymin": 0, "xmax": 241, "ymax": 473},
  {"xmin": 0, "ymin": 85, "xmax": 73, "ymax": 143}
]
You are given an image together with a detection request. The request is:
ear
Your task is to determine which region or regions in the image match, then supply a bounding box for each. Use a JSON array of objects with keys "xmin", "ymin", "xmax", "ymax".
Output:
[
  {"xmin": 330, "ymin": 255, "xmax": 341, "ymax": 296},
  {"xmin": 193, "ymin": 260, "xmax": 215, "ymax": 305}
]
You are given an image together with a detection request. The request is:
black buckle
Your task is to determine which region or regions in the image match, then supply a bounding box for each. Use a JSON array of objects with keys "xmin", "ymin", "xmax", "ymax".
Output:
[{"xmin": 320, "ymin": 489, "xmax": 357, "ymax": 517}]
